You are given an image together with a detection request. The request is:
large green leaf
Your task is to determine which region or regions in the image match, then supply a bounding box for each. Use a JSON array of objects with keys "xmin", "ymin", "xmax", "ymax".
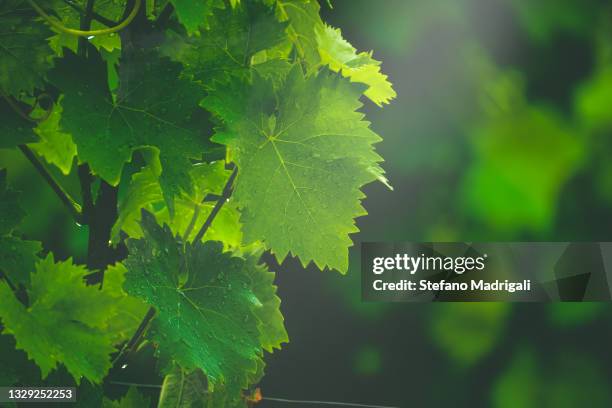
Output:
[
  {"xmin": 273, "ymin": 0, "xmax": 323, "ymax": 67},
  {"xmin": 248, "ymin": 250, "xmax": 287, "ymax": 352},
  {"xmin": 158, "ymin": 365, "xmax": 209, "ymax": 408},
  {"xmin": 103, "ymin": 387, "xmax": 150, "ymax": 408},
  {"xmin": 162, "ymin": 1, "xmax": 287, "ymax": 86},
  {"xmin": 102, "ymin": 262, "xmax": 149, "ymax": 344},
  {"xmin": 170, "ymin": 0, "xmax": 225, "ymax": 35},
  {"xmin": 159, "ymin": 364, "xmax": 255, "ymax": 408},
  {"xmin": 111, "ymin": 161, "xmax": 242, "ymax": 248},
  {"xmin": 0, "ymin": 254, "xmax": 119, "ymax": 383},
  {"xmin": 111, "ymin": 159, "xmax": 163, "ymax": 243},
  {"xmin": 123, "ymin": 212, "xmax": 286, "ymax": 394},
  {"xmin": 0, "ymin": 235, "xmax": 42, "ymax": 286},
  {"xmin": 47, "ymin": 49, "xmax": 209, "ymax": 207},
  {"xmin": 154, "ymin": 162, "xmax": 244, "ymax": 247},
  {"xmin": 0, "ymin": 0, "xmax": 54, "ymax": 96},
  {"xmin": 316, "ymin": 24, "xmax": 396, "ymax": 106},
  {"xmin": 46, "ymin": 0, "xmax": 124, "ymax": 55},
  {"xmin": 202, "ymin": 66, "xmax": 386, "ymax": 272}
]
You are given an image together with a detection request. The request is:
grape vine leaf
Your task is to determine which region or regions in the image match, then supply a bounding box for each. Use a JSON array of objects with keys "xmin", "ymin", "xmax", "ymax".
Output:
[
  {"xmin": 48, "ymin": 49, "xmax": 209, "ymax": 209},
  {"xmin": 251, "ymin": 58, "xmax": 293, "ymax": 89},
  {"xmin": 158, "ymin": 364, "xmax": 255, "ymax": 408},
  {"xmin": 154, "ymin": 162, "xmax": 244, "ymax": 247},
  {"xmin": 161, "ymin": 1, "xmax": 287, "ymax": 87},
  {"xmin": 158, "ymin": 365, "xmax": 209, "ymax": 408},
  {"xmin": 0, "ymin": 235, "xmax": 42, "ymax": 286},
  {"xmin": 0, "ymin": 254, "xmax": 119, "ymax": 383},
  {"xmin": 46, "ymin": 0, "xmax": 123, "ymax": 55},
  {"xmin": 273, "ymin": 0, "xmax": 323, "ymax": 67},
  {"xmin": 268, "ymin": 0, "xmax": 396, "ymax": 106},
  {"xmin": 170, "ymin": 0, "xmax": 225, "ymax": 35},
  {"xmin": 202, "ymin": 66, "xmax": 387, "ymax": 272},
  {"xmin": 123, "ymin": 212, "xmax": 286, "ymax": 394},
  {"xmin": 102, "ymin": 262, "xmax": 149, "ymax": 344},
  {"xmin": 0, "ymin": 99, "xmax": 37, "ymax": 149},
  {"xmin": 316, "ymin": 25, "xmax": 396, "ymax": 106},
  {"xmin": 0, "ymin": 0, "xmax": 54, "ymax": 96},
  {"xmin": 103, "ymin": 387, "xmax": 150, "ymax": 408},
  {"xmin": 205, "ymin": 385, "xmax": 251, "ymax": 408},
  {"xmin": 247, "ymin": 250, "xmax": 287, "ymax": 352},
  {"xmin": 111, "ymin": 161, "xmax": 242, "ymax": 248},
  {"xmin": 111, "ymin": 159, "xmax": 163, "ymax": 243},
  {"xmin": 29, "ymin": 97, "xmax": 77, "ymax": 175},
  {"xmin": 159, "ymin": 367, "xmax": 262, "ymax": 408}
]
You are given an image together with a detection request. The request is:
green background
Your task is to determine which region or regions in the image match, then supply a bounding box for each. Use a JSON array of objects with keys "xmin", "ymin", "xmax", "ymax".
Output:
[{"xmin": 3, "ymin": 0, "xmax": 612, "ymax": 406}]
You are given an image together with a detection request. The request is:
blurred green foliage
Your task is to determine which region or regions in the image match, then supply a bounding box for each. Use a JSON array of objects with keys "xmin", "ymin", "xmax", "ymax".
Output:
[
  {"xmin": 493, "ymin": 349, "xmax": 612, "ymax": 407},
  {"xmin": 548, "ymin": 302, "xmax": 607, "ymax": 326},
  {"xmin": 430, "ymin": 303, "xmax": 510, "ymax": 366}
]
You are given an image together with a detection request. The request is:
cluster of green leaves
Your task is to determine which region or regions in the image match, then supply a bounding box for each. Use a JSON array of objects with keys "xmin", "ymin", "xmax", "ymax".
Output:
[{"xmin": 0, "ymin": 0, "xmax": 393, "ymax": 406}]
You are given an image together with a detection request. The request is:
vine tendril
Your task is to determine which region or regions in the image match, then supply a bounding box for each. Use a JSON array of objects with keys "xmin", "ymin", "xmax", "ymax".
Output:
[{"xmin": 26, "ymin": 0, "xmax": 141, "ymax": 37}]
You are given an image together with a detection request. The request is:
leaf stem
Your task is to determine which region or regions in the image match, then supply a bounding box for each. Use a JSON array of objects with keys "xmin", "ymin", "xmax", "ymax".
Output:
[
  {"xmin": 18, "ymin": 145, "xmax": 83, "ymax": 224},
  {"xmin": 193, "ymin": 165, "xmax": 238, "ymax": 243},
  {"xmin": 111, "ymin": 306, "xmax": 156, "ymax": 366},
  {"xmin": 26, "ymin": 0, "xmax": 141, "ymax": 37}
]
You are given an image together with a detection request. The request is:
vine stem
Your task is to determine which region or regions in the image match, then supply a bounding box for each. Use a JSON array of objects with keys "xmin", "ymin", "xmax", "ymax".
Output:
[
  {"xmin": 193, "ymin": 165, "xmax": 238, "ymax": 243},
  {"xmin": 182, "ymin": 202, "xmax": 201, "ymax": 242},
  {"xmin": 26, "ymin": 0, "xmax": 141, "ymax": 37},
  {"xmin": 18, "ymin": 145, "xmax": 83, "ymax": 224},
  {"xmin": 111, "ymin": 306, "xmax": 156, "ymax": 367}
]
